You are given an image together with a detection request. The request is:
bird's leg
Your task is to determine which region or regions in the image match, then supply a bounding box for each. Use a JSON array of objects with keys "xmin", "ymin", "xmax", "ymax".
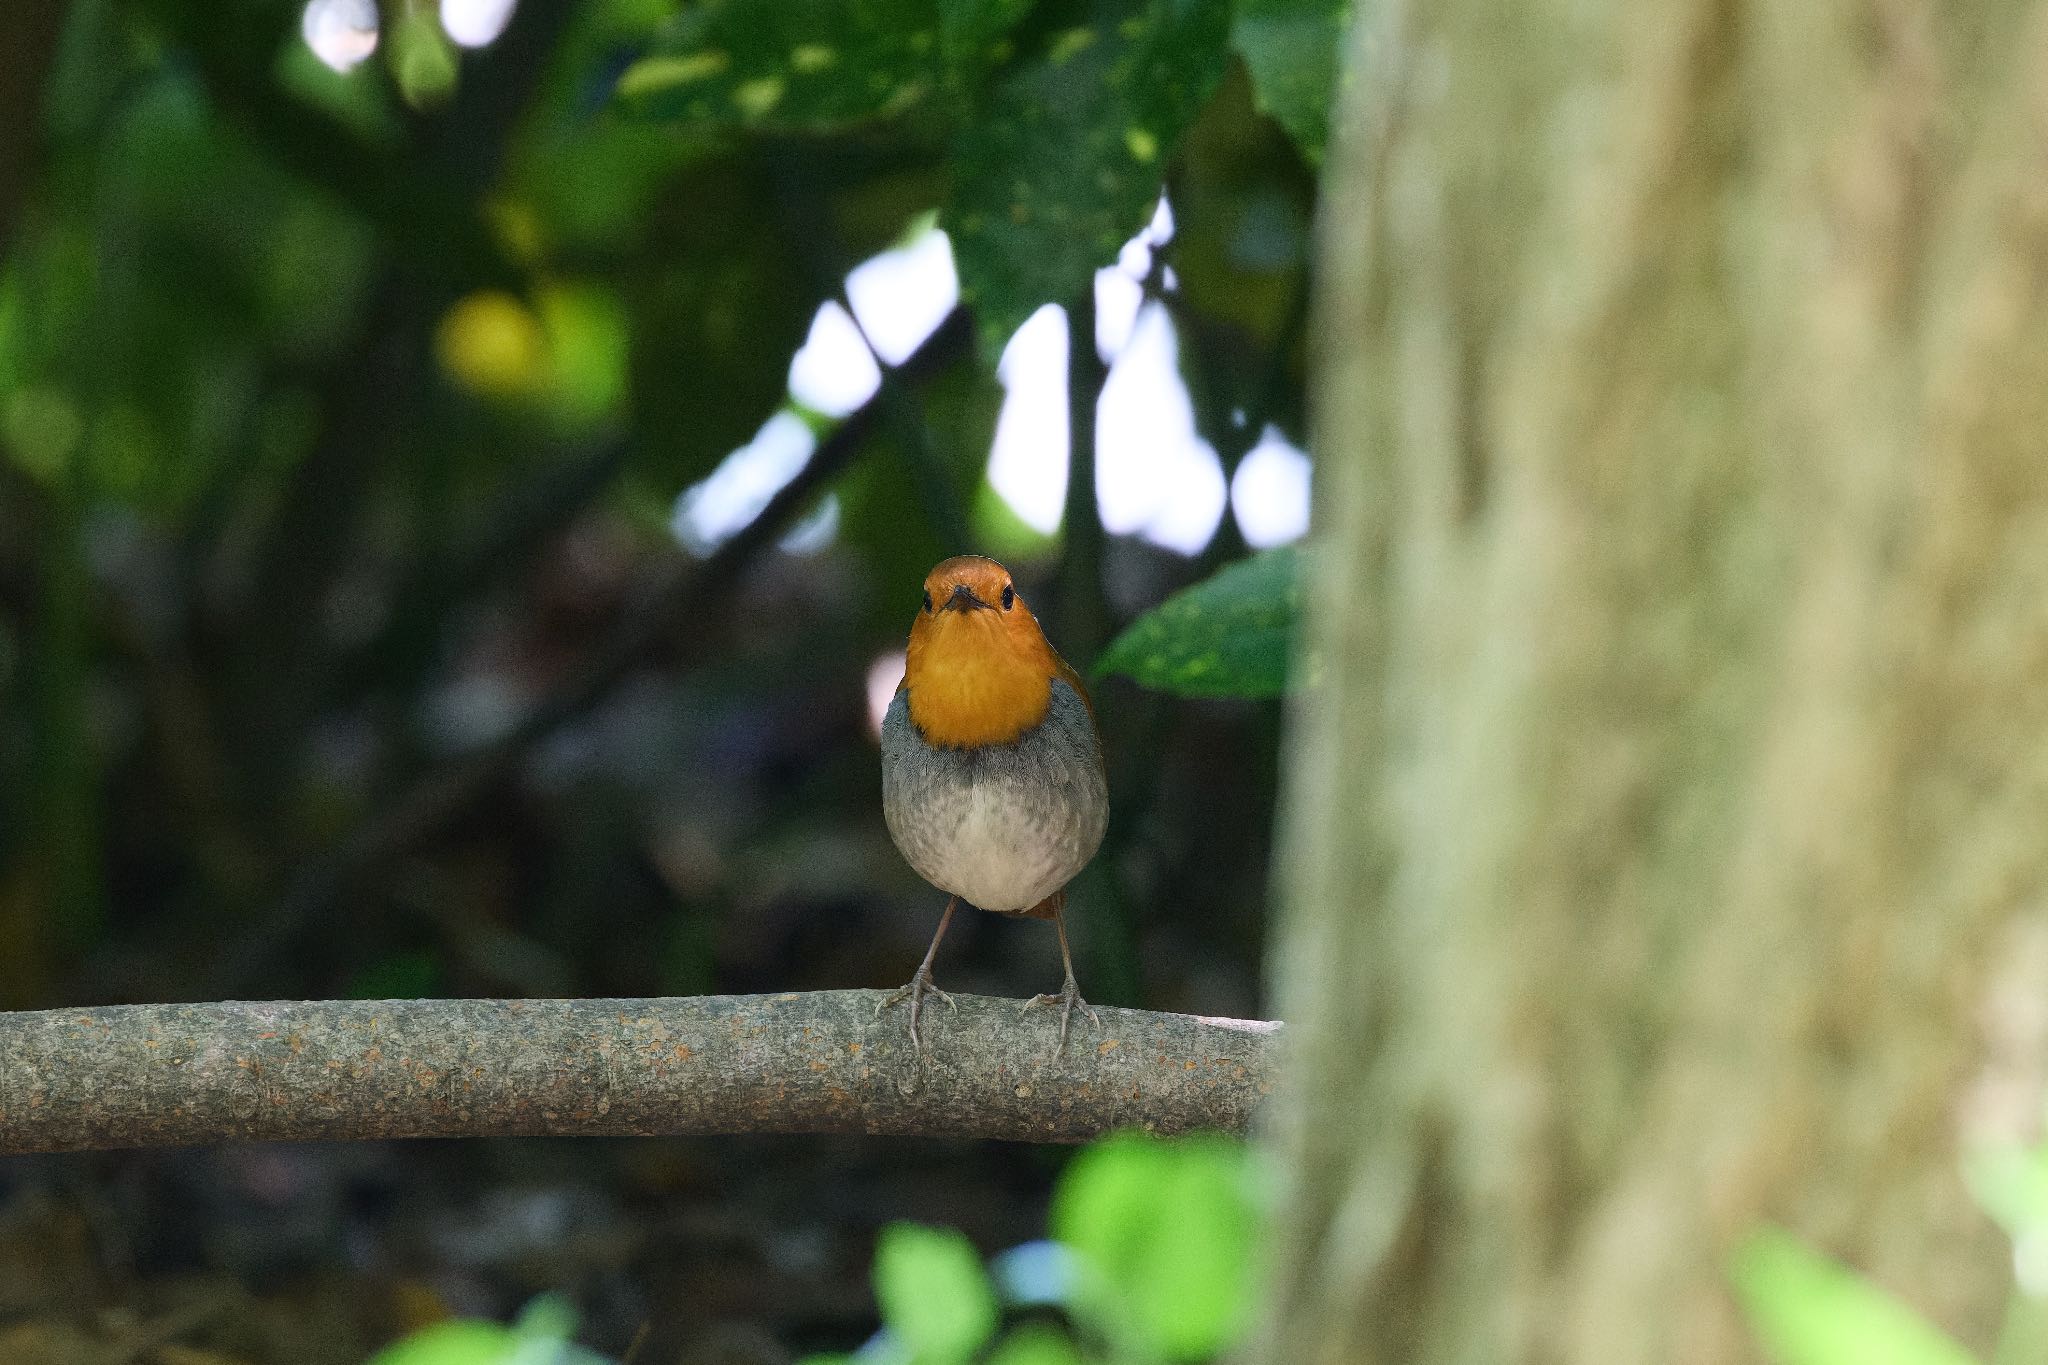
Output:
[
  {"xmin": 1022, "ymin": 894, "xmax": 1101, "ymax": 1051},
  {"xmin": 877, "ymin": 896, "xmax": 959, "ymax": 1054}
]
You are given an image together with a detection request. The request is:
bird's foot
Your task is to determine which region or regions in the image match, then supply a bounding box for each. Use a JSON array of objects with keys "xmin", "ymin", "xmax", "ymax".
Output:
[
  {"xmin": 1021, "ymin": 977, "xmax": 1101, "ymax": 1052},
  {"xmin": 876, "ymin": 968, "xmax": 957, "ymax": 1055}
]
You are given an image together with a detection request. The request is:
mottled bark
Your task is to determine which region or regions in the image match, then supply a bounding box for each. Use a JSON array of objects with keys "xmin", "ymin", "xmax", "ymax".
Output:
[
  {"xmin": 0, "ymin": 993, "xmax": 1277, "ymax": 1155},
  {"xmin": 1257, "ymin": 0, "xmax": 2048, "ymax": 1361}
]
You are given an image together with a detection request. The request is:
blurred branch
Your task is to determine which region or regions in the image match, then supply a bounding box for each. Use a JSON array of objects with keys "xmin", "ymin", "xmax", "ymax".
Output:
[
  {"xmin": 1060, "ymin": 287, "xmax": 1110, "ymax": 662},
  {"xmin": 0, "ymin": 465, "xmax": 48, "ymax": 624},
  {"xmin": 0, "ymin": 0, "xmax": 64, "ymax": 261},
  {"xmin": 766, "ymin": 162, "xmax": 975, "ymax": 551},
  {"xmin": 841, "ymin": 289, "xmax": 976, "ymax": 553},
  {"xmin": 212, "ymin": 277, "xmax": 424, "ymax": 809},
  {"xmin": 1056, "ymin": 289, "xmax": 1141, "ymax": 1008},
  {"xmin": 0, "ymin": 991, "xmax": 1281, "ymax": 1152},
  {"xmin": 324, "ymin": 433, "xmax": 637, "ymax": 708},
  {"xmin": 212, "ymin": 307, "xmax": 974, "ymax": 996}
]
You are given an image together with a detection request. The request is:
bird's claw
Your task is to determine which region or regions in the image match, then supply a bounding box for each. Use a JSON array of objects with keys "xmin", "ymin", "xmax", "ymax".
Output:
[
  {"xmin": 876, "ymin": 969, "xmax": 955, "ymax": 1055},
  {"xmin": 1021, "ymin": 979, "xmax": 1101, "ymax": 1052}
]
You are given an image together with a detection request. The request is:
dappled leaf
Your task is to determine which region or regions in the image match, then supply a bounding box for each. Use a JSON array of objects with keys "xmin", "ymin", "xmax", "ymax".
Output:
[
  {"xmin": 948, "ymin": 0, "xmax": 1231, "ymax": 352},
  {"xmin": 1051, "ymin": 1131, "xmax": 1261, "ymax": 1360},
  {"xmin": 938, "ymin": 0, "xmax": 1038, "ymax": 72},
  {"xmin": 873, "ymin": 1222, "xmax": 999, "ymax": 1363},
  {"xmin": 1730, "ymin": 1227, "xmax": 1982, "ymax": 1365},
  {"xmin": 617, "ymin": 0, "xmax": 1033, "ymax": 130},
  {"xmin": 1230, "ymin": 0, "xmax": 1351, "ymax": 163},
  {"xmin": 1096, "ymin": 546, "xmax": 1299, "ymax": 697}
]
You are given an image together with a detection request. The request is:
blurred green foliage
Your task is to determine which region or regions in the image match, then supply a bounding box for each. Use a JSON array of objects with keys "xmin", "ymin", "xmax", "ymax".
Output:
[
  {"xmin": 0, "ymin": 0, "xmax": 1330, "ymax": 1009},
  {"xmin": 366, "ymin": 1295, "xmax": 608, "ymax": 1365},
  {"xmin": 799, "ymin": 1130, "xmax": 1264, "ymax": 1365},
  {"xmin": 614, "ymin": 0, "xmax": 1335, "ymax": 355},
  {"xmin": 873, "ymin": 1223, "xmax": 1004, "ymax": 1363},
  {"xmin": 1051, "ymin": 1132, "xmax": 1262, "ymax": 1359},
  {"xmin": 357, "ymin": 1131, "xmax": 1261, "ymax": 1365}
]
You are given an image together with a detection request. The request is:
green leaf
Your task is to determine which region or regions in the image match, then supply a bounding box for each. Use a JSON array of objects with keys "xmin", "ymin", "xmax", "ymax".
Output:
[
  {"xmin": 365, "ymin": 1322, "xmax": 520, "ymax": 1365},
  {"xmin": 536, "ymin": 284, "xmax": 630, "ymax": 427},
  {"xmin": 948, "ymin": 0, "xmax": 1232, "ymax": 352},
  {"xmin": 1050, "ymin": 1132, "xmax": 1261, "ymax": 1360},
  {"xmin": 1730, "ymin": 1226, "xmax": 1984, "ymax": 1365},
  {"xmin": 1229, "ymin": 0, "xmax": 1352, "ymax": 163},
  {"xmin": 1095, "ymin": 546, "xmax": 1300, "ymax": 697},
  {"xmin": 984, "ymin": 1324, "xmax": 1085, "ymax": 1365},
  {"xmin": 873, "ymin": 1222, "xmax": 1000, "ymax": 1364},
  {"xmin": 366, "ymin": 1296, "xmax": 608, "ymax": 1365}
]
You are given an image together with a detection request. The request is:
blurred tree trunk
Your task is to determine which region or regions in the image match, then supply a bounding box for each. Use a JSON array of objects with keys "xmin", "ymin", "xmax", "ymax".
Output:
[{"xmin": 1256, "ymin": 1, "xmax": 2048, "ymax": 1361}]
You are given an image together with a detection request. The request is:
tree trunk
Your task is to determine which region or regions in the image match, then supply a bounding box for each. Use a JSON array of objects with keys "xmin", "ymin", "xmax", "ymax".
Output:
[{"xmin": 1256, "ymin": 0, "xmax": 2048, "ymax": 1360}]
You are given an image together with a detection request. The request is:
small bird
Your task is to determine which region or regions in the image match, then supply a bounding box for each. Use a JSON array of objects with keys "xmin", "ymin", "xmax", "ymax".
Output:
[{"xmin": 879, "ymin": 555, "xmax": 1109, "ymax": 1053}]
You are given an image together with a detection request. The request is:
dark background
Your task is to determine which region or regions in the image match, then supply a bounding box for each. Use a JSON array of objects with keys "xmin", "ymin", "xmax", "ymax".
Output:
[{"xmin": 0, "ymin": 0, "xmax": 1327, "ymax": 1357}]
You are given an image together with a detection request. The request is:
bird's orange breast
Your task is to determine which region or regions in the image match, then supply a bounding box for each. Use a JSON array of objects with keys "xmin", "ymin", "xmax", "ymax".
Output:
[{"xmin": 903, "ymin": 625, "xmax": 1055, "ymax": 748}]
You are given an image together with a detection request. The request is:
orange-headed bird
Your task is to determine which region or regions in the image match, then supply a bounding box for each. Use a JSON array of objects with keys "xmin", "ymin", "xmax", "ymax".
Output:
[{"xmin": 879, "ymin": 556, "xmax": 1109, "ymax": 1053}]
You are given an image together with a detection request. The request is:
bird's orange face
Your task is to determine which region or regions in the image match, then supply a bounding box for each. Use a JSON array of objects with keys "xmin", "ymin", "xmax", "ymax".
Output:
[{"xmin": 902, "ymin": 556, "xmax": 1078, "ymax": 748}]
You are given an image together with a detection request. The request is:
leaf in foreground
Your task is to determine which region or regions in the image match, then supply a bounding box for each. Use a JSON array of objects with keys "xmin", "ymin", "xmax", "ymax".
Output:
[
  {"xmin": 873, "ymin": 1222, "xmax": 1000, "ymax": 1363},
  {"xmin": 1095, "ymin": 545, "xmax": 1300, "ymax": 698},
  {"xmin": 1730, "ymin": 1226, "xmax": 1982, "ymax": 1365}
]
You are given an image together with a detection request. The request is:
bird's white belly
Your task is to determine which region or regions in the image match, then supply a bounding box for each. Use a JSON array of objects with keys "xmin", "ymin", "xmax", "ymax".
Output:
[
  {"xmin": 910, "ymin": 777, "xmax": 1075, "ymax": 912},
  {"xmin": 879, "ymin": 680, "xmax": 1108, "ymax": 914}
]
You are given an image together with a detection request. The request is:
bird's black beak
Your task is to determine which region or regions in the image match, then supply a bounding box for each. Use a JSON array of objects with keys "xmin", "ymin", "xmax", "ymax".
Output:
[{"xmin": 943, "ymin": 583, "xmax": 990, "ymax": 612}]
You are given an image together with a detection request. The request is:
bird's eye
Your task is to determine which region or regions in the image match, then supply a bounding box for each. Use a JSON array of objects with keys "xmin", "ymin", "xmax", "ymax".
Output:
[
  {"xmin": 1001, "ymin": 584, "xmax": 1015, "ymax": 610},
  {"xmin": 922, "ymin": 591, "xmax": 933, "ymax": 613}
]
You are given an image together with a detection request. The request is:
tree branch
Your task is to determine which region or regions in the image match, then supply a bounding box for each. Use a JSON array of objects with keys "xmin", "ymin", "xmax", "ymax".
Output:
[{"xmin": 0, "ymin": 993, "xmax": 1280, "ymax": 1154}]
